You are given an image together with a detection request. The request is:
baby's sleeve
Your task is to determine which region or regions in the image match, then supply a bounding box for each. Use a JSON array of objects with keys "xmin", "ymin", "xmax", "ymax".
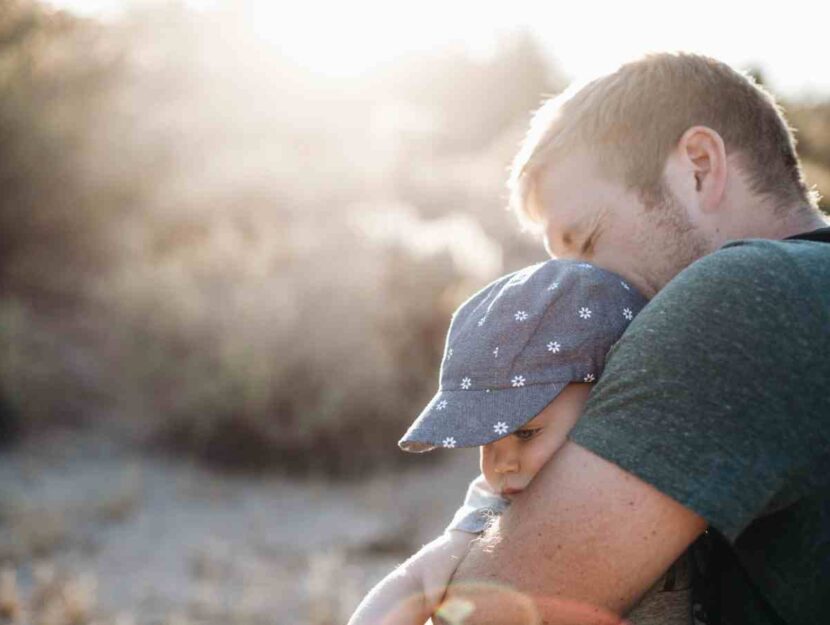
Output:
[{"xmin": 445, "ymin": 473, "xmax": 510, "ymax": 534}]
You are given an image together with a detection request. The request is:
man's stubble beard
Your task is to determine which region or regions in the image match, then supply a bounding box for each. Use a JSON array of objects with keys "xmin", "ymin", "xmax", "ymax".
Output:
[{"xmin": 637, "ymin": 183, "xmax": 713, "ymax": 293}]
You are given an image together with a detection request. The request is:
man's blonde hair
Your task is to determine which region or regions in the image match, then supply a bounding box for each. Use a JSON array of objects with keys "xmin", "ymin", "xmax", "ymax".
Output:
[{"xmin": 508, "ymin": 51, "xmax": 821, "ymax": 234}]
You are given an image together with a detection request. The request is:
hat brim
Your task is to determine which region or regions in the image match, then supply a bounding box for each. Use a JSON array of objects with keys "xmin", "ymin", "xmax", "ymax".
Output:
[{"xmin": 398, "ymin": 381, "xmax": 570, "ymax": 453}]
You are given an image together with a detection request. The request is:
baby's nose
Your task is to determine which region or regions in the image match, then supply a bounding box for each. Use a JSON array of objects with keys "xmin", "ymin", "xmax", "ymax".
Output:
[{"xmin": 494, "ymin": 448, "xmax": 520, "ymax": 474}]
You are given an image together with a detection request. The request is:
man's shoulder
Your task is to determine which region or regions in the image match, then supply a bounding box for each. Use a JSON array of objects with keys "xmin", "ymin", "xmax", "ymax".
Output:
[
  {"xmin": 598, "ymin": 230, "xmax": 830, "ymax": 399},
  {"xmin": 572, "ymin": 230, "xmax": 830, "ymax": 542},
  {"xmin": 651, "ymin": 233, "xmax": 830, "ymax": 317},
  {"xmin": 683, "ymin": 235, "xmax": 821, "ymax": 279}
]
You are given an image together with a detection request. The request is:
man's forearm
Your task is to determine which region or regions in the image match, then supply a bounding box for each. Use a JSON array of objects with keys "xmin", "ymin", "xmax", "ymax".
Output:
[
  {"xmin": 434, "ymin": 442, "xmax": 706, "ymax": 625},
  {"xmin": 436, "ymin": 520, "xmax": 624, "ymax": 625}
]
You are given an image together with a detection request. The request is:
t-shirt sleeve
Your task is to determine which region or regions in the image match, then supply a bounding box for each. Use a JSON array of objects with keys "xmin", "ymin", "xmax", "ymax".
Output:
[
  {"xmin": 445, "ymin": 472, "xmax": 510, "ymax": 534},
  {"xmin": 568, "ymin": 240, "xmax": 829, "ymax": 542}
]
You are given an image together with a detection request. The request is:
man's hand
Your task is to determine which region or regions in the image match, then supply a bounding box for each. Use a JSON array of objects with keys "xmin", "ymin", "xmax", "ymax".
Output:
[{"xmin": 435, "ymin": 442, "xmax": 707, "ymax": 625}]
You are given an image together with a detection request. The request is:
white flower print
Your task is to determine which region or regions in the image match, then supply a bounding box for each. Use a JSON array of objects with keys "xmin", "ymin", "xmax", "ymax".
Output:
[
  {"xmin": 436, "ymin": 399, "xmax": 448, "ymax": 411},
  {"xmin": 477, "ymin": 317, "xmax": 486, "ymax": 327},
  {"xmin": 446, "ymin": 348, "xmax": 453, "ymax": 360},
  {"xmin": 547, "ymin": 341, "xmax": 561, "ymax": 354},
  {"xmin": 493, "ymin": 421, "xmax": 509, "ymax": 435},
  {"xmin": 578, "ymin": 307, "xmax": 592, "ymax": 319},
  {"xmin": 493, "ymin": 346, "xmax": 499, "ymax": 358},
  {"xmin": 514, "ymin": 310, "xmax": 529, "ymax": 322},
  {"xmin": 547, "ymin": 281, "xmax": 560, "ymax": 291},
  {"xmin": 584, "ymin": 373, "xmax": 596, "ymax": 382},
  {"xmin": 461, "ymin": 377, "xmax": 472, "ymax": 390},
  {"xmin": 442, "ymin": 437, "xmax": 457, "ymax": 448},
  {"xmin": 480, "ymin": 507, "xmax": 497, "ymax": 521},
  {"xmin": 511, "ymin": 375, "xmax": 526, "ymax": 387},
  {"xmin": 623, "ymin": 308, "xmax": 634, "ymax": 321},
  {"xmin": 578, "ymin": 263, "xmax": 593, "ymax": 269},
  {"xmin": 621, "ymin": 281, "xmax": 631, "ymax": 291}
]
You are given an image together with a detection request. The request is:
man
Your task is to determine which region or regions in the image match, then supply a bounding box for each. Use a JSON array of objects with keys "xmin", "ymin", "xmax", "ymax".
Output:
[{"xmin": 436, "ymin": 51, "xmax": 830, "ymax": 625}]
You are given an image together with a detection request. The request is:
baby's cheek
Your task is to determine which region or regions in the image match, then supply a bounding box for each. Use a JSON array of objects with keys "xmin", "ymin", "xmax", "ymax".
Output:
[{"xmin": 527, "ymin": 441, "xmax": 560, "ymax": 477}]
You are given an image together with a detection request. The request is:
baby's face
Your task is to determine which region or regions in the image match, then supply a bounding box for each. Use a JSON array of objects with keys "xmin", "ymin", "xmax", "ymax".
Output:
[{"xmin": 480, "ymin": 383, "xmax": 592, "ymax": 498}]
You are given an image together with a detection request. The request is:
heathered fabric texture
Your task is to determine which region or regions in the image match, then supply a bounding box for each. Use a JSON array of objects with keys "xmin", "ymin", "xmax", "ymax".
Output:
[
  {"xmin": 398, "ymin": 259, "xmax": 647, "ymax": 452},
  {"xmin": 568, "ymin": 228, "xmax": 830, "ymax": 625}
]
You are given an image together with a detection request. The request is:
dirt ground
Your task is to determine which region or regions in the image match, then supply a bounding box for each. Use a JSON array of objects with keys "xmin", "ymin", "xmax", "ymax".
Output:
[{"xmin": 0, "ymin": 425, "xmax": 481, "ymax": 625}]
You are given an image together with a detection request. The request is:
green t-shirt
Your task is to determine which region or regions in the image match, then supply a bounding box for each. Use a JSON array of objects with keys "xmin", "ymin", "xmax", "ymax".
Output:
[{"xmin": 568, "ymin": 227, "xmax": 830, "ymax": 625}]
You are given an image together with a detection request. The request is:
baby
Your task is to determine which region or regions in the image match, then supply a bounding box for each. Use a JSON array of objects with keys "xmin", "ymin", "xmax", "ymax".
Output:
[{"xmin": 347, "ymin": 259, "xmax": 693, "ymax": 625}]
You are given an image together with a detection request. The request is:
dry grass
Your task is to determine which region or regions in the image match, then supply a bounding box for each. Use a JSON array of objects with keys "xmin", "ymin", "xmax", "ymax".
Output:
[
  {"xmin": 0, "ymin": 463, "xmax": 143, "ymax": 566},
  {"xmin": 0, "ymin": 562, "xmax": 96, "ymax": 625},
  {"xmin": 0, "ymin": 503, "xmax": 71, "ymax": 565}
]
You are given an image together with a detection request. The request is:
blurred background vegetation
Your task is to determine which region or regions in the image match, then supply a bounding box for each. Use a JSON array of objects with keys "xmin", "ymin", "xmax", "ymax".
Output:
[
  {"xmin": 0, "ymin": 0, "xmax": 563, "ymax": 479},
  {"xmin": 1, "ymin": 0, "xmax": 829, "ymax": 480}
]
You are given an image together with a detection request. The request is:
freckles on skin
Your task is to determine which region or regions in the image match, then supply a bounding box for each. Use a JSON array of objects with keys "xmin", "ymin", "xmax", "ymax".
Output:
[
  {"xmin": 445, "ymin": 446, "xmax": 605, "ymax": 622},
  {"xmin": 439, "ymin": 543, "xmax": 625, "ymax": 625},
  {"xmin": 441, "ymin": 441, "xmax": 707, "ymax": 625}
]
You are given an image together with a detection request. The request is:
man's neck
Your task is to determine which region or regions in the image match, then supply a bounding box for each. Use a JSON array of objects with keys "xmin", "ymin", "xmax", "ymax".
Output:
[
  {"xmin": 772, "ymin": 209, "xmax": 829, "ymax": 240},
  {"xmin": 730, "ymin": 205, "xmax": 829, "ymax": 243}
]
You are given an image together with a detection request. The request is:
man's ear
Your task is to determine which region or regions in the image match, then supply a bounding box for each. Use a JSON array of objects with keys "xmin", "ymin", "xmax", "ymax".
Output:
[{"xmin": 675, "ymin": 125, "xmax": 728, "ymax": 215}]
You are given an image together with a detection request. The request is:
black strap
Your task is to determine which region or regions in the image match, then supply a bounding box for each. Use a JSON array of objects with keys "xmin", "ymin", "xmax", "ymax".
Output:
[
  {"xmin": 783, "ymin": 225, "xmax": 830, "ymax": 243},
  {"xmin": 690, "ymin": 531, "xmax": 720, "ymax": 625}
]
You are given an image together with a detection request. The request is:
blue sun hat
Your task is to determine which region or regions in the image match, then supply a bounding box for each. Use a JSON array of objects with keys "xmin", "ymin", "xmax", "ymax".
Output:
[{"xmin": 398, "ymin": 259, "xmax": 648, "ymax": 453}]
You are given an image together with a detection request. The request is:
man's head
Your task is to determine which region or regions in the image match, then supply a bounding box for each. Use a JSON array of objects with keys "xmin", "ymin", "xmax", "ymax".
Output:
[{"xmin": 509, "ymin": 51, "xmax": 826, "ymax": 298}]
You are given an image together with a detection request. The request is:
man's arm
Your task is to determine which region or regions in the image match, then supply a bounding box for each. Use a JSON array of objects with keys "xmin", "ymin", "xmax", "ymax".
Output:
[
  {"xmin": 437, "ymin": 240, "xmax": 828, "ymax": 624},
  {"xmin": 438, "ymin": 441, "xmax": 707, "ymax": 625}
]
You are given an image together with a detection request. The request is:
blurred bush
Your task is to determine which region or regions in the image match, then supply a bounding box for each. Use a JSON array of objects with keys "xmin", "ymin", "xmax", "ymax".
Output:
[
  {"xmin": 98, "ymin": 208, "xmax": 485, "ymax": 477},
  {"xmin": 0, "ymin": 0, "xmax": 126, "ymax": 306},
  {"xmin": 788, "ymin": 102, "xmax": 830, "ymax": 213},
  {"xmin": 0, "ymin": 1, "xmax": 562, "ymax": 476}
]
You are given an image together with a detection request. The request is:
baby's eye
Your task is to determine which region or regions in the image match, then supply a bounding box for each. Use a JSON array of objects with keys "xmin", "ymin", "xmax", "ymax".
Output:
[{"xmin": 514, "ymin": 428, "xmax": 541, "ymax": 441}]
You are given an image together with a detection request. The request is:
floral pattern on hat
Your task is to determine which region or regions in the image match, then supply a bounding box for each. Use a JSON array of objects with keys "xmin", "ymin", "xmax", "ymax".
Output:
[{"xmin": 398, "ymin": 259, "xmax": 649, "ymax": 453}]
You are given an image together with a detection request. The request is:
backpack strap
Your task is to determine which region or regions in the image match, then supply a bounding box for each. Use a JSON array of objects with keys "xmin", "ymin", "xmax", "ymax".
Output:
[
  {"xmin": 783, "ymin": 225, "xmax": 830, "ymax": 243},
  {"xmin": 689, "ymin": 530, "xmax": 720, "ymax": 625}
]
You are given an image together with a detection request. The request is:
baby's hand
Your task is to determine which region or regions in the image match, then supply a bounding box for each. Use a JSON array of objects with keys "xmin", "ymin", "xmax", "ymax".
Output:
[{"xmin": 415, "ymin": 531, "xmax": 477, "ymax": 614}]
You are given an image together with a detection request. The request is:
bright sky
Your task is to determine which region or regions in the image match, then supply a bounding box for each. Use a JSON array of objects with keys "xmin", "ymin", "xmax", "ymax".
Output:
[{"xmin": 47, "ymin": 0, "xmax": 830, "ymax": 99}]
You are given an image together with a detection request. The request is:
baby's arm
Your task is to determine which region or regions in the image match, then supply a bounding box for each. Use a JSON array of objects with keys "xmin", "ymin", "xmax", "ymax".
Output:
[
  {"xmin": 346, "ymin": 530, "xmax": 476, "ymax": 625},
  {"xmin": 348, "ymin": 473, "xmax": 508, "ymax": 625}
]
